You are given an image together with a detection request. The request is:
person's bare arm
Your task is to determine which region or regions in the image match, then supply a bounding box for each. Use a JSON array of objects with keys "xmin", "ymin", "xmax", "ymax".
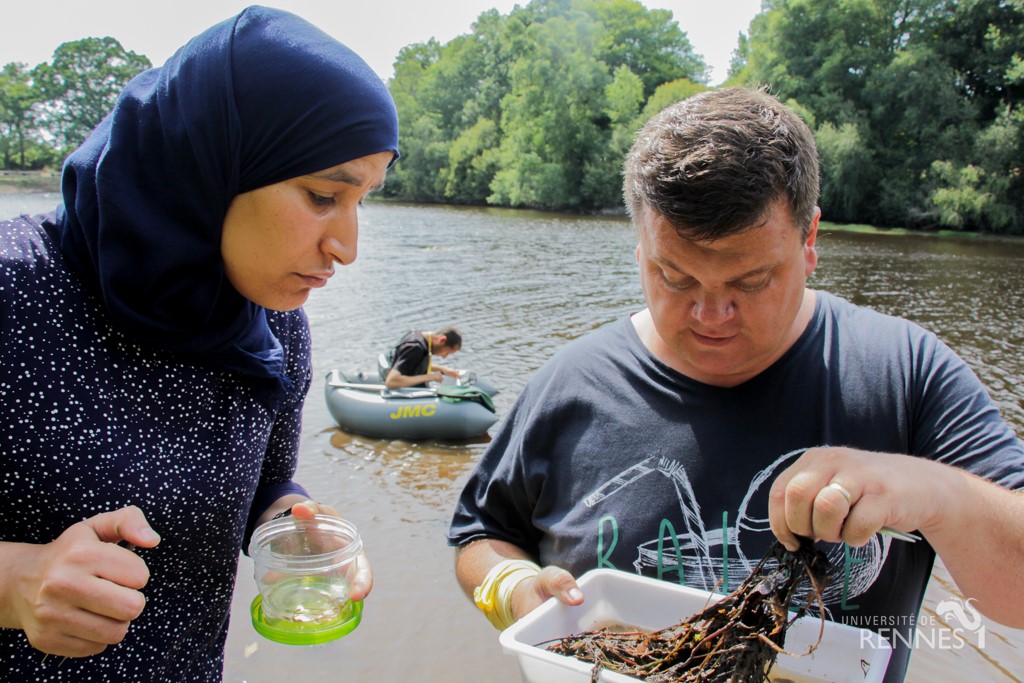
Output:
[
  {"xmin": 455, "ymin": 537, "xmax": 584, "ymax": 623},
  {"xmin": 384, "ymin": 367, "xmax": 442, "ymax": 389},
  {"xmin": 432, "ymin": 364, "xmax": 459, "ymax": 378},
  {"xmin": 769, "ymin": 447, "xmax": 1024, "ymax": 627}
]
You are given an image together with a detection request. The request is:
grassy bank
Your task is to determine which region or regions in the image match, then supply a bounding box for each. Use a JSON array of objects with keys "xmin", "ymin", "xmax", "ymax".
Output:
[
  {"xmin": 0, "ymin": 171, "xmax": 61, "ymax": 194},
  {"xmin": 820, "ymin": 219, "xmax": 1024, "ymax": 243}
]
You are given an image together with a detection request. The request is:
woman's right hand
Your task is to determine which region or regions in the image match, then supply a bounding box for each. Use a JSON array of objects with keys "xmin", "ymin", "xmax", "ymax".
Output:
[{"xmin": 0, "ymin": 505, "xmax": 161, "ymax": 657}]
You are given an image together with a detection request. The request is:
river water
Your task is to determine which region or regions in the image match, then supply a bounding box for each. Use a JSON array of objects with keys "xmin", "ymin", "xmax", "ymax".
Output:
[{"xmin": 3, "ymin": 194, "xmax": 1023, "ymax": 682}]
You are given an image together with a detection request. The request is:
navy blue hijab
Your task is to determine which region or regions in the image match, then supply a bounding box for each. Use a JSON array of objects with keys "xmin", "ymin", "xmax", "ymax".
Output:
[{"xmin": 57, "ymin": 6, "xmax": 399, "ymax": 404}]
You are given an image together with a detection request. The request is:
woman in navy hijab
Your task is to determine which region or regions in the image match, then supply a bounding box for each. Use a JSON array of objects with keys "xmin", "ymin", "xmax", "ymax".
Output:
[{"xmin": 0, "ymin": 6, "xmax": 398, "ymax": 680}]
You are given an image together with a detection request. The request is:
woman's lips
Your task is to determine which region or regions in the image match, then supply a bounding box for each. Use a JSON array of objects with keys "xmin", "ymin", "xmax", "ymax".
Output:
[{"xmin": 297, "ymin": 272, "xmax": 332, "ymax": 288}]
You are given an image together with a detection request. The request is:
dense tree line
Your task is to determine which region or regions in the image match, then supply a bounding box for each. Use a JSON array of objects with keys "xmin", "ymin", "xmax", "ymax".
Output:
[
  {"xmin": 0, "ymin": 38, "xmax": 150, "ymax": 170},
  {"xmin": 385, "ymin": 0, "xmax": 1024, "ymax": 233},
  {"xmin": 738, "ymin": 0, "xmax": 1024, "ymax": 233},
  {"xmin": 2, "ymin": 0, "xmax": 1022, "ymax": 233},
  {"xmin": 384, "ymin": 0, "xmax": 708, "ymax": 212}
]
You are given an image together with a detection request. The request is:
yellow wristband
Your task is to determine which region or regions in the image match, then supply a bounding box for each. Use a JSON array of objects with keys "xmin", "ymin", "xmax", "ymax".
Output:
[{"xmin": 473, "ymin": 559, "xmax": 542, "ymax": 630}]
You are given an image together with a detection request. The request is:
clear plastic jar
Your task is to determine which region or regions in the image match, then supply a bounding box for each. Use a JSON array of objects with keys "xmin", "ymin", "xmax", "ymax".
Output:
[{"xmin": 248, "ymin": 514, "xmax": 363, "ymax": 644}]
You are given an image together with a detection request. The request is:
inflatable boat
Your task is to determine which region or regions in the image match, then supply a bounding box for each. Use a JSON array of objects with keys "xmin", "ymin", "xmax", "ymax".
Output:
[{"xmin": 324, "ymin": 367, "xmax": 499, "ymax": 441}]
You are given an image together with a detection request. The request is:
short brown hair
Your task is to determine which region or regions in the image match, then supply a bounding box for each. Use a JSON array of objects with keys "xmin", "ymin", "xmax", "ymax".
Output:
[
  {"xmin": 623, "ymin": 87, "xmax": 819, "ymax": 240},
  {"xmin": 437, "ymin": 326, "xmax": 462, "ymax": 350}
]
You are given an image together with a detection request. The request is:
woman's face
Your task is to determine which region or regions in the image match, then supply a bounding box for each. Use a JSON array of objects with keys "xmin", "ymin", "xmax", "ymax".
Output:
[{"xmin": 220, "ymin": 151, "xmax": 393, "ymax": 310}]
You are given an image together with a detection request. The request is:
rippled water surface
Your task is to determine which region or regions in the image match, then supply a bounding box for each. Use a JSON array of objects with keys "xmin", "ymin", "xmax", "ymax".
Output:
[{"xmin": 4, "ymin": 194, "xmax": 1022, "ymax": 682}]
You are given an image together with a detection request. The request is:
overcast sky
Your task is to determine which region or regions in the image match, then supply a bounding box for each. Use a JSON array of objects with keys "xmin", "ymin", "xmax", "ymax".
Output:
[{"xmin": 0, "ymin": 0, "xmax": 762, "ymax": 86}]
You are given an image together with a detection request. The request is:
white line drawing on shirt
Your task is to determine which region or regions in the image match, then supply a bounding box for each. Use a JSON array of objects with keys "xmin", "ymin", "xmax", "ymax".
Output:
[
  {"xmin": 584, "ymin": 456, "xmax": 657, "ymax": 508},
  {"xmin": 584, "ymin": 449, "xmax": 889, "ymax": 604}
]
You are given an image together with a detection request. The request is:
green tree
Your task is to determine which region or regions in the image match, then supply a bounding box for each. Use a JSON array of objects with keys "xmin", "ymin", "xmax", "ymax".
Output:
[
  {"xmin": 443, "ymin": 118, "xmax": 502, "ymax": 203},
  {"xmin": 725, "ymin": 32, "xmax": 751, "ymax": 85},
  {"xmin": 816, "ymin": 121, "xmax": 873, "ymax": 222},
  {"xmin": 490, "ymin": 13, "xmax": 611, "ymax": 209},
  {"xmin": 385, "ymin": 0, "xmax": 707, "ymax": 211},
  {"xmin": 604, "ymin": 64, "xmax": 644, "ymax": 126},
  {"xmin": 639, "ymin": 78, "xmax": 707, "ymax": 120},
  {"xmin": 0, "ymin": 62, "xmax": 37, "ymax": 169},
  {"xmin": 583, "ymin": 0, "xmax": 707, "ymax": 95},
  {"xmin": 861, "ymin": 44, "xmax": 978, "ymax": 225},
  {"xmin": 743, "ymin": 0, "xmax": 1024, "ymax": 232},
  {"xmin": 32, "ymin": 37, "xmax": 150, "ymax": 154},
  {"xmin": 921, "ymin": 0, "xmax": 1024, "ymax": 232},
  {"xmin": 383, "ymin": 40, "xmax": 444, "ymax": 200}
]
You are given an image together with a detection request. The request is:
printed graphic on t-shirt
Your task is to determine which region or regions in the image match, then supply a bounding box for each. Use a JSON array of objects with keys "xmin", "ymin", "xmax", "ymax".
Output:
[{"xmin": 585, "ymin": 449, "xmax": 890, "ymax": 606}]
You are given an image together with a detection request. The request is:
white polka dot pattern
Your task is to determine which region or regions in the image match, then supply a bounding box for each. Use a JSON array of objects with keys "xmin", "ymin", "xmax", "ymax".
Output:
[{"xmin": 0, "ymin": 213, "xmax": 312, "ymax": 681}]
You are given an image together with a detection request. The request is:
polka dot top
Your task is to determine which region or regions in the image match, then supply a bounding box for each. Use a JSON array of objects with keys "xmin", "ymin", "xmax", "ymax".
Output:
[{"xmin": 0, "ymin": 213, "xmax": 311, "ymax": 681}]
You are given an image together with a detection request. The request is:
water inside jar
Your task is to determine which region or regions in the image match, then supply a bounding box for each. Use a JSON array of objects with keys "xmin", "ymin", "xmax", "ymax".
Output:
[{"xmin": 262, "ymin": 575, "xmax": 351, "ymax": 623}]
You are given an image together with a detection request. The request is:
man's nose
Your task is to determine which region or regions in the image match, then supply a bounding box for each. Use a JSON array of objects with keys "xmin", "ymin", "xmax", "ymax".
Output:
[{"xmin": 691, "ymin": 289, "xmax": 735, "ymax": 325}]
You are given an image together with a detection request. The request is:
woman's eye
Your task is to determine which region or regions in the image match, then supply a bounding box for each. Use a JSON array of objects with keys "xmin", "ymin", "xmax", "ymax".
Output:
[{"xmin": 308, "ymin": 191, "xmax": 335, "ymax": 207}]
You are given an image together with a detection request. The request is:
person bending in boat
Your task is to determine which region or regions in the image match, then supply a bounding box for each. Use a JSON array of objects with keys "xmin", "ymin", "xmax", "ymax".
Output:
[
  {"xmin": 384, "ymin": 327, "xmax": 463, "ymax": 389},
  {"xmin": 0, "ymin": 7, "xmax": 398, "ymax": 681},
  {"xmin": 448, "ymin": 87, "xmax": 1024, "ymax": 683}
]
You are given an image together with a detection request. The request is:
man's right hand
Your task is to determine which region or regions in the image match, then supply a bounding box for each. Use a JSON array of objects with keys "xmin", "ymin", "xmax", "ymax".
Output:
[{"xmin": 0, "ymin": 505, "xmax": 161, "ymax": 657}]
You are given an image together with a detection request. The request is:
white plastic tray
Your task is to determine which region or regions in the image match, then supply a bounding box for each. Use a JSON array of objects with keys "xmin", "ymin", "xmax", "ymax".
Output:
[{"xmin": 499, "ymin": 568, "xmax": 891, "ymax": 683}]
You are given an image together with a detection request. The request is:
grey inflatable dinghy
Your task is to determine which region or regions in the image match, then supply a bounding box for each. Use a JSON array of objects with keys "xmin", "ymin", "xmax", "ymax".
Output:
[{"xmin": 324, "ymin": 368, "xmax": 499, "ymax": 440}]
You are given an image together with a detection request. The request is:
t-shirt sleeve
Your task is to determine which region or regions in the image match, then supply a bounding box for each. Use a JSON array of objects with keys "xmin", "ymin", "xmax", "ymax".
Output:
[
  {"xmin": 392, "ymin": 340, "xmax": 427, "ymax": 376},
  {"xmin": 448, "ymin": 378, "xmax": 547, "ymax": 554},
  {"xmin": 910, "ymin": 330, "xmax": 1024, "ymax": 490}
]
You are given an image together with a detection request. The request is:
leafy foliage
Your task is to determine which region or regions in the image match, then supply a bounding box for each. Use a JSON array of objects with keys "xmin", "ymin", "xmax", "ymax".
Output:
[
  {"xmin": 0, "ymin": 63, "xmax": 38, "ymax": 169},
  {"xmin": 744, "ymin": 0, "xmax": 1024, "ymax": 233},
  {"xmin": 0, "ymin": 37, "xmax": 149, "ymax": 170},
  {"xmin": 32, "ymin": 37, "xmax": 151, "ymax": 156},
  {"xmin": 3, "ymin": 1, "xmax": 1024, "ymax": 234},
  {"xmin": 383, "ymin": 0, "xmax": 707, "ymax": 211}
]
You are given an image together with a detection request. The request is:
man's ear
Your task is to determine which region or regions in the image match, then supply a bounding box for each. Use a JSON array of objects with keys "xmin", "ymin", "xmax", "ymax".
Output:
[{"xmin": 437, "ymin": 335, "xmax": 447, "ymax": 347}]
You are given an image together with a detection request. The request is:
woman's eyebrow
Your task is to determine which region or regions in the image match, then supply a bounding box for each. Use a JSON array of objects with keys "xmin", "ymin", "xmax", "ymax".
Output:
[
  {"xmin": 310, "ymin": 168, "xmax": 385, "ymax": 192},
  {"xmin": 310, "ymin": 168, "xmax": 362, "ymax": 185}
]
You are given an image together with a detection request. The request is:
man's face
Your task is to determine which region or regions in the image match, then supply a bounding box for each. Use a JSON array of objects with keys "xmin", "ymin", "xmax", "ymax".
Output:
[
  {"xmin": 436, "ymin": 345, "xmax": 459, "ymax": 359},
  {"xmin": 635, "ymin": 202, "xmax": 819, "ymax": 387}
]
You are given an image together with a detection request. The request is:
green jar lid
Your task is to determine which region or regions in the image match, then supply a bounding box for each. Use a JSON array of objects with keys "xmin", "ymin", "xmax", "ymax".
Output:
[{"xmin": 250, "ymin": 595, "xmax": 363, "ymax": 645}]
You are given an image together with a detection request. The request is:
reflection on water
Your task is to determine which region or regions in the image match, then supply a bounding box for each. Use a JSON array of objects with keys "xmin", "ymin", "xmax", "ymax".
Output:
[
  {"xmin": 326, "ymin": 429, "xmax": 486, "ymax": 512},
  {"xmin": 4, "ymin": 195, "xmax": 1022, "ymax": 682},
  {"xmin": 813, "ymin": 229, "xmax": 1024, "ymax": 431}
]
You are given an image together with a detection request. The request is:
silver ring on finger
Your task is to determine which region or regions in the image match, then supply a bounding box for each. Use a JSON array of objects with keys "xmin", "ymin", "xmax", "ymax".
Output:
[{"xmin": 827, "ymin": 481, "xmax": 853, "ymax": 505}]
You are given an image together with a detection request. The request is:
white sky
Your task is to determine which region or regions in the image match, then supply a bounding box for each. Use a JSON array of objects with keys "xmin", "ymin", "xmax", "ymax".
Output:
[{"xmin": 0, "ymin": 0, "xmax": 762, "ymax": 86}]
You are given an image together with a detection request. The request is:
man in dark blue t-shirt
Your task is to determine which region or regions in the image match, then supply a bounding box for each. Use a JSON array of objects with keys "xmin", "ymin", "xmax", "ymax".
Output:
[{"xmin": 448, "ymin": 88, "xmax": 1024, "ymax": 683}]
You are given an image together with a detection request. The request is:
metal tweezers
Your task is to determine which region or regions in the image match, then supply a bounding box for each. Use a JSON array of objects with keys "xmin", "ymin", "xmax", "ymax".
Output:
[{"xmin": 878, "ymin": 527, "xmax": 921, "ymax": 543}]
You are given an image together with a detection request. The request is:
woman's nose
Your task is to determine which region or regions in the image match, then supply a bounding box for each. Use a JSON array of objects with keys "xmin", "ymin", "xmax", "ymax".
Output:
[{"xmin": 323, "ymin": 213, "xmax": 358, "ymax": 265}]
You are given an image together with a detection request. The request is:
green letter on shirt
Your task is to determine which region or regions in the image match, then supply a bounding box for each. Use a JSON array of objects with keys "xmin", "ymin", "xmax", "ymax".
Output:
[{"xmin": 597, "ymin": 515, "xmax": 618, "ymax": 569}]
